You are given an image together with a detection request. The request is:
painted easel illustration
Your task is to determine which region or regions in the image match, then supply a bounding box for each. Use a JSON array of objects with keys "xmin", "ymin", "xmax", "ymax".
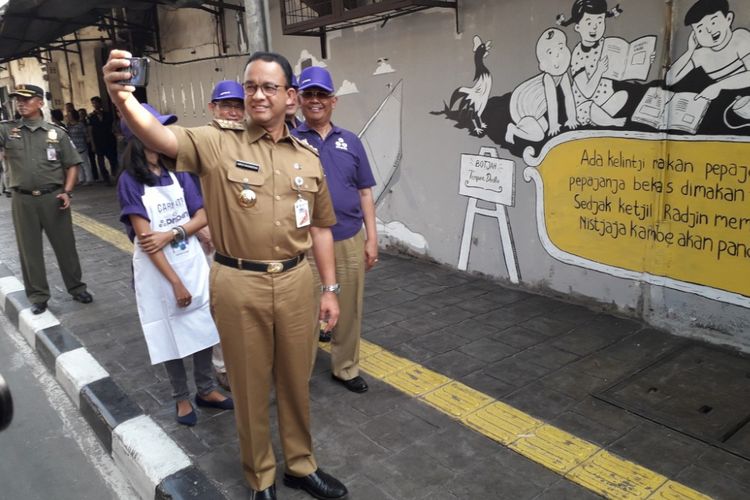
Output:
[{"xmin": 457, "ymin": 146, "xmax": 520, "ymax": 284}]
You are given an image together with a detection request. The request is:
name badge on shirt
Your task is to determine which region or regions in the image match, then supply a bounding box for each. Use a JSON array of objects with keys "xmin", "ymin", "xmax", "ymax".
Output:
[
  {"xmin": 295, "ymin": 198, "xmax": 310, "ymax": 228},
  {"xmin": 236, "ymin": 160, "xmax": 260, "ymax": 172},
  {"xmin": 46, "ymin": 146, "xmax": 57, "ymax": 161}
]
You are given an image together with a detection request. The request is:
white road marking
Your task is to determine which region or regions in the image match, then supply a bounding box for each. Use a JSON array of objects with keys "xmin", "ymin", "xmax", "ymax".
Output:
[{"xmin": 0, "ymin": 314, "xmax": 138, "ymax": 499}]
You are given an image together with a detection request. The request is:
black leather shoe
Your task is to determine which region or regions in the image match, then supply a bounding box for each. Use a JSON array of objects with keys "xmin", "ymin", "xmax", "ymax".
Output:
[
  {"xmin": 31, "ymin": 302, "xmax": 48, "ymax": 315},
  {"xmin": 283, "ymin": 469, "xmax": 347, "ymax": 499},
  {"xmin": 332, "ymin": 374, "xmax": 368, "ymax": 393},
  {"xmin": 73, "ymin": 291, "xmax": 93, "ymax": 304},
  {"xmin": 250, "ymin": 484, "xmax": 276, "ymax": 500}
]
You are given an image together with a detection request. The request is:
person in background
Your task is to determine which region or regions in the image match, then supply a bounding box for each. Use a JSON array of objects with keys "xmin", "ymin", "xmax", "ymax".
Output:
[
  {"xmin": 50, "ymin": 109, "xmax": 68, "ymax": 131},
  {"xmin": 293, "ymin": 66, "xmax": 378, "ymax": 394},
  {"xmin": 202, "ymin": 79, "xmax": 246, "ymax": 391},
  {"xmin": 67, "ymin": 110, "xmax": 94, "ymax": 186},
  {"xmin": 78, "ymin": 108, "xmax": 98, "ymax": 182},
  {"xmin": 0, "ymin": 149, "xmax": 10, "ymax": 197},
  {"xmin": 117, "ymin": 104, "xmax": 233, "ymax": 426},
  {"xmin": 286, "ymin": 73, "xmax": 302, "ymax": 129},
  {"xmin": 89, "ymin": 96, "xmax": 118, "ymax": 184}
]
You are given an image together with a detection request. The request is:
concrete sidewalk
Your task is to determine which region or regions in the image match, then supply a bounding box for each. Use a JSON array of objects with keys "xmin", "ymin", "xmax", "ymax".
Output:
[{"xmin": 1, "ymin": 184, "xmax": 749, "ymax": 499}]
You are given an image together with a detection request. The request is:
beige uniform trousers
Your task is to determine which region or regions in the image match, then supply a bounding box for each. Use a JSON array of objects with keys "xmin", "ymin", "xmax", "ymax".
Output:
[
  {"xmin": 210, "ymin": 259, "xmax": 318, "ymax": 491},
  {"xmin": 310, "ymin": 229, "xmax": 365, "ymax": 380}
]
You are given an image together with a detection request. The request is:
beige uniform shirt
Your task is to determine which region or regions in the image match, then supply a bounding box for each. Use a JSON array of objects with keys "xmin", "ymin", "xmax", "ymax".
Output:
[
  {"xmin": 0, "ymin": 118, "xmax": 81, "ymax": 189},
  {"xmin": 171, "ymin": 120, "xmax": 336, "ymax": 261}
]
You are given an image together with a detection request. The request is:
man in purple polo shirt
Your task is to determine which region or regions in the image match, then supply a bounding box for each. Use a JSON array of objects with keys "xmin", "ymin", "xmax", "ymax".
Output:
[
  {"xmin": 292, "ymin": 66, "xmax": 378, "ymax": 393},
  {"xmin": 205, "ymin": 80, "xmax": 245, "ymax": 391}
]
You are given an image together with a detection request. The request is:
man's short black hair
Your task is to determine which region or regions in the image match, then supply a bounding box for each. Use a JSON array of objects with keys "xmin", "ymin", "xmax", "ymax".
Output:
[
  {"xmin": 50, "ymin": 109, "xmax": 64, "ymax": 122},
  {"xmin": 245, "ymin": 52, "xmax": 294, "ymax": 88},
  {"xmin": 685, "ymin": 0, "xmax": 730, "ymax": 26}
]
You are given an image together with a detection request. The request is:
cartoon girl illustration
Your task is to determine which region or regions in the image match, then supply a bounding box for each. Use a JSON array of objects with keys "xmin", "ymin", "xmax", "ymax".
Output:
[{"xmin": 558, "ymin": 0, "xmax": 627, "ymax": 127}]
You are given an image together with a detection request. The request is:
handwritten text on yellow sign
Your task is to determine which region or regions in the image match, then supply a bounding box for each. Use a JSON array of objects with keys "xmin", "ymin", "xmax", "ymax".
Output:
[{"xmin": 537, "ymin": 137, "xmax": 750, "ymax": 298}]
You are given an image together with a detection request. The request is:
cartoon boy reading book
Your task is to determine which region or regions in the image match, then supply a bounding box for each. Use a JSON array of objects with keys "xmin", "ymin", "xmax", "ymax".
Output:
[{"xmin": 667, "ymin": 0, "xmax": 750, "ymax": 101}]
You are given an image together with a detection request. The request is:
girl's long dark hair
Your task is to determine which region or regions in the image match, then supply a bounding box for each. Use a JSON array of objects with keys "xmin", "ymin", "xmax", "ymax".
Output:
[
  {"xmin": 557, "ymin": 0, "xmax": 622, "ymax": 27},
  {"xmin": 120, "ymin": 137, "xmax": 160, "ymax": 186}
]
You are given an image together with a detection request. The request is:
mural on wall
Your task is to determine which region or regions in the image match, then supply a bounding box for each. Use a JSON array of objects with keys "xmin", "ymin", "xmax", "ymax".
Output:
[
  {"xmin": 373, "ymin": 58, "xmax": 396, "ymax": 75},
  {"xmin": 337, "ymin": 80, "xmax": 360, "ymax": 96},
  {"xmin": 433, "ymin": 0, "xmax": 750, "ymax": 306},
  {"xmin": 457, "ymin": 146, "xmax": 520, "ymax": 283},
  {"xmin": 433, "ymin": 35, "xmax": 493, "ymax": 136},
  {"xmin": 357, "ymin": 78, "xmax": 430, "ymax": 254}
]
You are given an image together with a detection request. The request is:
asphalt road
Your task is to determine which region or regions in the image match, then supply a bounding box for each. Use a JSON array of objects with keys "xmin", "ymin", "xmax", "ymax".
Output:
[{"xmin": 0, "ymin": 313, "xmax": 135, "ymax": 500}]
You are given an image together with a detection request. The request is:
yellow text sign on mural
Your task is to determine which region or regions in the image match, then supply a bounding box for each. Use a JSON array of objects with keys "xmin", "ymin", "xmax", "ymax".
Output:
[{"xmin": 524, "ymin": 133, "xmax": 750, "ymax": 305}]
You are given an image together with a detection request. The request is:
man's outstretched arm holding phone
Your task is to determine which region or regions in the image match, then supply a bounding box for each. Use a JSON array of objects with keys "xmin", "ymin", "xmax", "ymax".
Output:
[{"xmin": 103, "ymin": 51, "xmax": 179, "ymax": 158}]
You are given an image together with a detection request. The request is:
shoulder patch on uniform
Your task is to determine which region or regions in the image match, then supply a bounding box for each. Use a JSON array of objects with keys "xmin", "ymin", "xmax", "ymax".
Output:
[
  {"xmin": 290, "ymin": 135, "xmax": 319, "ymax": 156},
  {"xmin": 213, "ymin": 118, "xmax": 246, "ymax": 131}
]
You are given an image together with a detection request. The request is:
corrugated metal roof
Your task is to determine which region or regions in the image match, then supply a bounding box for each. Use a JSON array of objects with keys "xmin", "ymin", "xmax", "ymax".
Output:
[{"xmin": 0, "ymin": 0, "xmax": 178, "ymax": 63}]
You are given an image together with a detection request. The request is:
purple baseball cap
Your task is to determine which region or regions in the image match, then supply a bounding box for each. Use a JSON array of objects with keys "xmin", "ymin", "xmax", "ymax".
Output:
[
  {"xmin": 120, "ymin": 103, "xmax": 177, "ymax": 140},
  {"xmin": 298, "ymin": 66, "xmax": 334, "ymax": 93},
  {"xmin": 211, "ymin": 80, "xmax": 244, "ymax": 101}
]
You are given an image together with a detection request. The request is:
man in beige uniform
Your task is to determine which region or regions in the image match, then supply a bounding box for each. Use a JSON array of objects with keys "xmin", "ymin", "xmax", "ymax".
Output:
[{"xmin": 103, "ymin": 52, "xmax": 347, "ymax": 500}]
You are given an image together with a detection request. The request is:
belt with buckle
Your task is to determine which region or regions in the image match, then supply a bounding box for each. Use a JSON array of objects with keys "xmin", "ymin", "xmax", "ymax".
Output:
[
  {"xmin": 215, "ymin": 252, "xmax": 305, "ymax": 273},
  {"xmin": 12, "ymin": 186, "xmax": 60, "ymax": 196}
]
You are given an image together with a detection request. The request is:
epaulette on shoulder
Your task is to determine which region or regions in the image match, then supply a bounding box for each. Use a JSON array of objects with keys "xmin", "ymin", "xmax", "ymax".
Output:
[
  {"xmin": 213, "ymin": 118, "xmax": 246, "ymax": 131},
  {"xmin": 291, "ymin": 135, "xmax": 319, "ymax": 156}
]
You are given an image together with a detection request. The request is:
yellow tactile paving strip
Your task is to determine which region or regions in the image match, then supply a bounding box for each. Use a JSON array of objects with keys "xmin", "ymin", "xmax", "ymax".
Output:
[
  {"xmin": 71, "ymin": 210, "xmax": 712, "ymax": 500},
  {"xmin": 351, "ymin": 338, "xmax": 711, "ymax": 499},
  {"xmin": 72, "ymin": 212, "xmax": 133, "ymax": 253}
]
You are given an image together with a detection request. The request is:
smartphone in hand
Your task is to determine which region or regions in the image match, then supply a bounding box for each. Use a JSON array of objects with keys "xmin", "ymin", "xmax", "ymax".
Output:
[{"xmin": 120, "ymin": 57, "xmax": 150, "ymax": 87}]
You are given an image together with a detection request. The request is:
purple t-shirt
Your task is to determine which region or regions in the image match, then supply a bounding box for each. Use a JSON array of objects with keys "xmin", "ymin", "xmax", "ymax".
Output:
[
  {"xmin": 117, "ymin": 168, "xmax": 204, "ymax": 242},
  {"xmin": 292, "ymin": 123, "xmax": 376, "ymax": 241}
]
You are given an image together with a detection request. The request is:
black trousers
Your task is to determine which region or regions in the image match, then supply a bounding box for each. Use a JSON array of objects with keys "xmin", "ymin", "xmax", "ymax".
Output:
[{"xmin": 95, "ymin": 146, "xmax": 118, "ymax": 181}]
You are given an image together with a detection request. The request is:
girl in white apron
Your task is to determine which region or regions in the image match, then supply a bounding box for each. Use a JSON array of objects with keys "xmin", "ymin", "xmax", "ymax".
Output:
[{"xmin": 116, "ymin": 135, "xmax": 233, "ymax": 426}]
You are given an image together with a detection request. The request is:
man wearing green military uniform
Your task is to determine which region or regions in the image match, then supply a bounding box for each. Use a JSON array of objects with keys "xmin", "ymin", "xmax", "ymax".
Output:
[{"xmin": 0, "ymin": 84, "xmax": 93, "ymax": 315}]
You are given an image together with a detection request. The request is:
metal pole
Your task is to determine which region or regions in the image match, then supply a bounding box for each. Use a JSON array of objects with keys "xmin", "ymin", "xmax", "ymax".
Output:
[
  {"xmin": 243, "ymin": 0, "xmax": 269, "ymax": 53},
  {"xmin": 62, "ymin": 41, "xmax": 75, "ymax": 106},
  {"xmin": 74, "ymin": 31, "xmax": 85, "ymax": 75}
]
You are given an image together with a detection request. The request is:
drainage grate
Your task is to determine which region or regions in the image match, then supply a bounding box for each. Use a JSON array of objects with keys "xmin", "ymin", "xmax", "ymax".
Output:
[{"xmin": 597, "ymin": 343, "xmax": 750, "ymax": 459}]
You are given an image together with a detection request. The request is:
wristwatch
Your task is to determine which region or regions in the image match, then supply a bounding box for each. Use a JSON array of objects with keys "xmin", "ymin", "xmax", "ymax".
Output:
[
  {"xmin": 321, "ymin": 283, "xmax": 341, "ymax": 294},
  {"xmin": 64, "ymin": 191, "xmax": 73, "ymax": 198},
  {"xmin": 171, "ymin": 227, "xmax": 184, "ymax": 243}
]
